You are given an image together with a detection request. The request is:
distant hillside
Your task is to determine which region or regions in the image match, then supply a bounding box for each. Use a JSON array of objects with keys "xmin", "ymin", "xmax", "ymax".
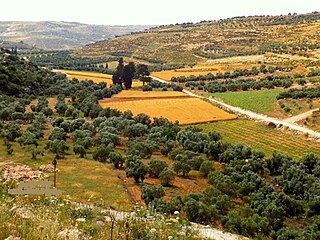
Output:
[
  {"xmin": 0, "ymin": 21, "xmax": 154, "ymax": 50},
  {"xmin": 0, "ymin": 40, "xmax": 33, "ymax": 50},
  {"xmin": 75, "ymin": 12, "xmax": 320, "ymax": 66}
]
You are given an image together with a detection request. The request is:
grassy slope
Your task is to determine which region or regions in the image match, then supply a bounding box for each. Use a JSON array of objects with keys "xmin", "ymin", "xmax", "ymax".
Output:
[
  {"xmin": 0, "ymin": 139, "xmax": 132, "ymax": 211},
  {"xmin": 209, "ymin": 89, "xmax": 285, "ymax": 114},
  {"xmin": 198, "ymin": 119, "xmax": 320, "ymax": 160}
]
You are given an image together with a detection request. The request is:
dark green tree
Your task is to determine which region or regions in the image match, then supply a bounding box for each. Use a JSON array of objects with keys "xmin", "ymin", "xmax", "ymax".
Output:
[
  {"xmin": 136, "ymin": 64, "xmax": 150, "ymax": 85},
  {"xmin": 159, "ymin": 167, "xmax": 176, "ymax": 187},
  {"xmin": 109, "ymin": 151, "xmax": 124, "ymax": 169},
  {"xmin": 141, "ymin": 184, "xmax": 165, "ymax": 205},
  {"xmin": 148, "ymin": 159, "xmax": 168, "ymax": 178},
  {"xmin": 112, "ymin": 57, "xmax": 124, "ymax": 88},
  {"xmin": 123, "ymin": 62, "xmax": 135, "ymax": 89}
]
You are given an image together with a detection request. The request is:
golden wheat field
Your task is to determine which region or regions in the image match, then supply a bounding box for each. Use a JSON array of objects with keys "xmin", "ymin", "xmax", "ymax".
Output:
[
  {"xmin": 113, "ymin": 90, "xmax": 189, "ymax": 99},
  {"xmin": 57, "ymin": 70, "xmax": 143, "ymax": 88},
  {"xmin": 99, "ymin": 97, "xmax": 237, "ymax": 125}
]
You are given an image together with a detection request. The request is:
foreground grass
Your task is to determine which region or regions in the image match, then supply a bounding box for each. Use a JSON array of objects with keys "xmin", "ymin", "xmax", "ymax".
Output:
[
  {"xmin": 208, "ymin": 89, "xmax": 285, "ymax": 114},
  {"xmin": 0, "ymin": 191, "xmax": 200, "ymax": 240},
  {"xmin": 0, "ymin": 139, "xmax": 132, "ymax": 211},
  {"xmin": 198, "ymin": 118, "xmax": 320, "ymax": 160},
  {"xmin": 54, "ymin": 159, "xmax": 132, "ymax": 211}
]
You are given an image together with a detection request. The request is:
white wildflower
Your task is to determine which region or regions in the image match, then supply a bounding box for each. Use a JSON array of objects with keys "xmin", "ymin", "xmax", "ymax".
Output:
[{"xmin": 75, "ymin": 218, "xmax": 86, "ymax": 222}]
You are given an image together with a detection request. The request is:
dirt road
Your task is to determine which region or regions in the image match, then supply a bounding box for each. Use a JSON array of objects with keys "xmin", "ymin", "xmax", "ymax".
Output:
[{"xmin": 284, "ymin": 109, "xmax": 319, "ymax": 123}]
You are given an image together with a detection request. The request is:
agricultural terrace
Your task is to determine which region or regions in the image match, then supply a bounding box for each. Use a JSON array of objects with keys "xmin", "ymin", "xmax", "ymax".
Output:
[
  {"xmin": 59, "ymin": 69, "xmax": 143, "ymax": 88},
  {"xmin": 198, "ymin": 119, "xmax": 320, "ymax": 159},
  {"xmin": 100, "ymin": 97, "xmax": 237, "ymax": 125}
]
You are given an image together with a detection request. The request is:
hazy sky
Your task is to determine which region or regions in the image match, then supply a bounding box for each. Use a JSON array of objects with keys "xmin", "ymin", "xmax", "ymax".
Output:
[{"xmin": 1, "ymin": 0, "xmax": 319, "ymax": 25}]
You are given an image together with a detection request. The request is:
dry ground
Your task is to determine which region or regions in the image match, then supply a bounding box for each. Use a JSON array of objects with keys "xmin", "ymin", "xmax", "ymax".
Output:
[
  {"xmin": 113, "ymin": 90, "xmax": 189, "ymax": 99},
  {"xmin": 100, "ymin": 96, "xmax": 237, "ymax": 125}
]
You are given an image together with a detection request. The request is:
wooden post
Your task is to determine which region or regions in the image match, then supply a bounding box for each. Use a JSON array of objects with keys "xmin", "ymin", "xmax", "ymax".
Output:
[{"xmin": 52, "ymin": 156, "xmax": 57, "ymax": 188}]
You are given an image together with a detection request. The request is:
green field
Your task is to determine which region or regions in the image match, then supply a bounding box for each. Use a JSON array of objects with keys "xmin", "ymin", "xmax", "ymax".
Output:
[
  {"xmin": 208, "ymin": 89, "xmax": 285, "ymax": 114},
  {"xmin": 198, "ymin": 119, "xmax": 320, "ymax": 160}
]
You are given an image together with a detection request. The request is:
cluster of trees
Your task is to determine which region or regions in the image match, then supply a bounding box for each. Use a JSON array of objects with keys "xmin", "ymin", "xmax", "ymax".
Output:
[
  {"xmin": 263, "ymin": 12, "xmax": 320, "ymax": 26},
  {"xmin": 2, "ymin": 86, "xmax": 320, "ymax": 238},
  {"xmin": 0, "ymin": 54, "xmax": 66, "ymax": 96},
  {"xmin": 25, "ymin": 49, "xmax": 187, "ymax": 75},
  {"xmin": 172, "ymin": 65, "xmax": 293, "ymax": 83},
  {"xmin": 1, "ymin": 54, "xmax": 320, "ymax": 239},
  {"xmin": 200, "ymin": 42, "xmax": 320, "ymax": 59},
  {"xmin": 259, "ymin": 42, "xmax": 320, "ymax": 55},
  {"xmin": 137, "ymin": 126, "xmax": 320, "ymax": 239},
  {"xmin": 170, "ymin": 67, "xmax": 313, "ymax": 93},
  {"xmin": 112, "ymin": 58, "xmax": 151, "ymax": 89},
  {"xmin": 277, "ymin": 86, "xmax": 320, "ymax": 100},
  {"xmin": 204, "ymin": 76, "xmax": 293, "ymax": 93},
  {"xmin": 26, "ymin": 50, "xmax": 114, "ymax": 74},
  {"xmin": 0, "ymin": 53, "xmax": 124, "ymax": 99},
  {"xmin": 142, "ymin": 80, "xmax": 183, "ymax": 92}
]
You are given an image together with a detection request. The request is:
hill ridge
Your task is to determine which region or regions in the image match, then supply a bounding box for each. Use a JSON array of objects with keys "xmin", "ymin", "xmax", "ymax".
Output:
[{"xmin": 0, "ymin": 21, "xmax": 154, "ymax": 50}]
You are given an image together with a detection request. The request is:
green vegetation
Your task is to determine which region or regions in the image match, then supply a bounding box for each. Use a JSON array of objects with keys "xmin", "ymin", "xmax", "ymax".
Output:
[
  {"xmin": 198, "ymin": 119, "xmax": 320, "ymax": 159},
  {"xmin": 0, "ymin": 193, "xmax": 199, "ymax": 240},
  {"xmin": 278, "ymin": 84, "xmax": 320, "ymax": 100},
  {"xmin": 210, "ymin": 89, "xmax": 285, "ymax": 113},
  {"xmin": 2, "ymin": 19, "xmax": 320, "ymax": 238},
  {"xmin": 26, "ymin": 50, "xmax": 115, "ymax": 74}
]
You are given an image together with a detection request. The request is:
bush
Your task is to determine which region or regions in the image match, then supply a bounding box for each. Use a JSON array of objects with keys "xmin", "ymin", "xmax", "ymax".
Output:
[
  {"xmin": 142, "ymin": 85, "xmax": 153, "ymax": 91},
  {"xmin": 159, "ymin": 167, "xmax": 176, "ymax": 186}
]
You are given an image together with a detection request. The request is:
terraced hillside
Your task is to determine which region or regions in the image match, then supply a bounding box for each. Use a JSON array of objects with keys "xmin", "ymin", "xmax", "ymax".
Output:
[{"xmin": 76, "ymin": 12, "xmax": 320, "ymax": 66}]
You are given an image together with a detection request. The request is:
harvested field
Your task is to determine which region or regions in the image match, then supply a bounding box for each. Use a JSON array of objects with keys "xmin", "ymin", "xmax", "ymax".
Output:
[
  {"xmin": 57, "ymin": 69, "xmax": 143, "ymax": 88},
  {"xmin": 100, "ymin": 97, "xmax": 237, "ymax": 125},
  {"xmin": 113, "ymin": 90, "xmax": 189, "ymax": 99}
]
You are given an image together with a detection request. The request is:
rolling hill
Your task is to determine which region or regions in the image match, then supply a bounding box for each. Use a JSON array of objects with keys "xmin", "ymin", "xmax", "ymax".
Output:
[
  {"xmin": 75, "ymin": 12, "xmax": 320, "ymax": 66},
  {"xmin": 0, "ymin": 21, "xmax": 154, "ymax": 50}
]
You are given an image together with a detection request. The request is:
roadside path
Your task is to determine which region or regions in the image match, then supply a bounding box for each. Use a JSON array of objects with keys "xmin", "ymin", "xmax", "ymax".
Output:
[
  {"xmin": 150, "ymin": 76, "xmax": 320, "ymax": 139},
  {"xmin": 284, "ymin": 109, "xmax": 319, "ymax": 123}
]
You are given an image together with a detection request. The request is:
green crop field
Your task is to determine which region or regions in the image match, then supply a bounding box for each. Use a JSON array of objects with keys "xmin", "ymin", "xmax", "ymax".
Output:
[
  {"xmin": 208, "ymin": 89, "xmax": 285, "ymax": 114},
  {"xmin": 198, "ymin": 119, "xmax": 320, "ymax": 160}
]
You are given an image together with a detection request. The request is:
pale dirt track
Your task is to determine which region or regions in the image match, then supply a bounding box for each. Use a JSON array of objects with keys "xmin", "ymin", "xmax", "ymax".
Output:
[
  {"xmin": 284, "ymin": 109, "xmax": 319, "ymax": 123},
  {"xmin": 151, "ymin": 76, "xmax": 320, "ymax": 140}
]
